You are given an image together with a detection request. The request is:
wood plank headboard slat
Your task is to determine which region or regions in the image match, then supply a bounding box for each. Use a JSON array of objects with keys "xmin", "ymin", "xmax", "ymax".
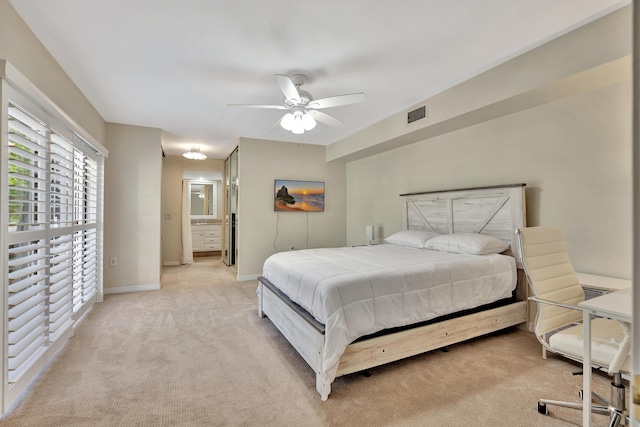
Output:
[{"xmin": 401, "ymin": 184, "xmax": 526, "ymax": 266}]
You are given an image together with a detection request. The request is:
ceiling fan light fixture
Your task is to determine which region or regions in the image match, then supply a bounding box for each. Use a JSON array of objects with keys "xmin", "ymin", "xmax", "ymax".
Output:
[
  {"xmin": 280, "ymin": 113, "xmax": 295, "ymax": 131},
  {"xmin": 282, "ymin": 108, "xmax": 315, "ymax": 135},
  {"xmin": 183, "ymin": 147, "xmax": 207, "ymax": 160},
  {"xmin": 291, "ymin": 114, "xmax": 305, "ymax": 134},
  {"xmin": 302, "ymin": 112, "xmax": 316, "ymax": 131},
  {"xmin": 232, "ymin": 73, "xmax": 366, "ymax": 135}
]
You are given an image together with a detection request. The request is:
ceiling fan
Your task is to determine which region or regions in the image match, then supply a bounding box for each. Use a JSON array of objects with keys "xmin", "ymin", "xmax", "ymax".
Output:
[{"xmin": 229, "ymin": 74, "xmax": 366, "ymax": 134}]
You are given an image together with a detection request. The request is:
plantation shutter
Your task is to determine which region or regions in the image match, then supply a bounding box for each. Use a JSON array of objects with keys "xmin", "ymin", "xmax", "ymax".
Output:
[
  {"xmin": 2, "ymin": 77, "xmax": 106, "ymax": 411},
  {"xmin": 6, "ymin": 101, "xmax": 50, "ymax": 384},
  {"xmin": 48, "ymin": 125, "xmax": 75, "ymax": 342},
  {"xmin": 82, "ymin": 152, "xmax": 98, "ymax": 304}
]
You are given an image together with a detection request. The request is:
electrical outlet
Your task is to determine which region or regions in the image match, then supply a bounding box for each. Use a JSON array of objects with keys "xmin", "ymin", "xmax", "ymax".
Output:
[{"xmin": 109, "ymin": 257, "xmax": 118, "ymax": 266}]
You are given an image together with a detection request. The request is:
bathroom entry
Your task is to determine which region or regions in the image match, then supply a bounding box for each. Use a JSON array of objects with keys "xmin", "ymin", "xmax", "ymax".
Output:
[{"xmin": 182, "ymin": 171, "xmax": 223, "ymax": 260}]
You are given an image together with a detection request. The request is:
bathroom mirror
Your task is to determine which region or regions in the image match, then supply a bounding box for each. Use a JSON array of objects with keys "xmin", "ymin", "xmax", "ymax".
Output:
[{"xmin": 189, "ymin": 180, "xmax": 221, "ymax": 219}]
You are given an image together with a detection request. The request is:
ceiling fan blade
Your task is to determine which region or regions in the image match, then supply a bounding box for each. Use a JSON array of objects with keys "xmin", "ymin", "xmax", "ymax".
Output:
[
  {"xmin": 307, "ymin": 92, "xmax": 366, "ymax": 109},
  {"xmin": 275, "ymin": 74, "xmax": 300, "ymax": 103},
  {"xmin": 272, "ymin": 113, "xmax": 287, "ymax": 129},
  {"xmin": 307, "ymin": 110, "xmax": 345, "ymax": 127},
  {"xmin": 228, "ymin": 104, "xmax": 288, "ymax": 110}
]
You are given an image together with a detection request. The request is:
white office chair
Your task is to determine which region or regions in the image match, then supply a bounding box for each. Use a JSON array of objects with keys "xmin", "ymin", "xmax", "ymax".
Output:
[{"xmin": 516, "ymin": 226, "xmax": 630, "ymax": 426}]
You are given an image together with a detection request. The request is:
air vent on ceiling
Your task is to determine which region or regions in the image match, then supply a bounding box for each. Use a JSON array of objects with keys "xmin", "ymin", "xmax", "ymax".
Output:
[{"xmin": 407, "ymin": 105, "xmax": 427, "ymax": 124}]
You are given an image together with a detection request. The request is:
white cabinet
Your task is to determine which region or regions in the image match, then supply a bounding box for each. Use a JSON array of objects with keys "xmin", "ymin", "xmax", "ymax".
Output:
[
  {"xmin": 191, "ymin": 224, "xmax": 221, "ymax": 252},
  {"xmin": 192, "ymin": 231, "xmax": 205, "ymax": 251}
]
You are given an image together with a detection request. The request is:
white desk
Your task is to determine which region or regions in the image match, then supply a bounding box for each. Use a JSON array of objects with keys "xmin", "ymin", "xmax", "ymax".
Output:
[
  {"xmin": 578, "ymin": 287, "xmax": 632, "ymax": 427},
  {"xmin": 577, "ymin": 272, "xmax": 632, "ymax": 293}
]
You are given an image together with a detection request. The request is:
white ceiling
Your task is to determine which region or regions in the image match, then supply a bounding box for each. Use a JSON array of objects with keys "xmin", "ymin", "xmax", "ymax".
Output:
[{"xmin": 9, "ymin": 0, "xmax": 629, "ymax": 159}]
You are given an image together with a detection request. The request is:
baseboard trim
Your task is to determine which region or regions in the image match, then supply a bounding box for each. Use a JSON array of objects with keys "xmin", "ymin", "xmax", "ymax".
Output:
[
  {"xmin": 237, "ymin": 274, "xmax": 259, "ymax": 282},
  {"xmin": 104, "ymin": 284, "xmax": 161, "ymax": 294}
]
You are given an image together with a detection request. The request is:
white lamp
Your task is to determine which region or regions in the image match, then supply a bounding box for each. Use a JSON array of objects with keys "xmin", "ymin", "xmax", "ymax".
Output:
[
  {"xmin": 183, "ymin": 147, "xmax": 207, "ymax": 160},
  {"xmin": 366, "ymin": 225, "xmax": 374, "ymax": 245}
]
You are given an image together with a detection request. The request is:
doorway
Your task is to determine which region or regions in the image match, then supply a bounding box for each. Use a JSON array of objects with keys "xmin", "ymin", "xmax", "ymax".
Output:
[
  {"xmin": 181, "ymin": 171, "xmax": 223, "ymax": 263},
  {"xmin": 223, "ymin": 148, "xmax": 238, "ymax": 268}
]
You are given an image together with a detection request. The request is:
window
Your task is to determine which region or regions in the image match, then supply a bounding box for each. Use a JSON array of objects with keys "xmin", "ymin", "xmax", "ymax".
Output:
[
  {"xmin": 7, "ymin": 100, "xmax": 51, "ymax": 385},
  {"xmin": 1, "ymin": 75, "xmax": 106, "ymax": 412}
]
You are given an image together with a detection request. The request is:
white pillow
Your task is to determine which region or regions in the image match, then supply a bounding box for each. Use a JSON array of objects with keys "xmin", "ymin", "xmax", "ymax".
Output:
[
  {"xmin": 384, "ymin": 230, "xmax": 440, "ymax": 249},
  {"xmin": 425, "ymin": 233, "xmax": 509, "ymax": 255}
]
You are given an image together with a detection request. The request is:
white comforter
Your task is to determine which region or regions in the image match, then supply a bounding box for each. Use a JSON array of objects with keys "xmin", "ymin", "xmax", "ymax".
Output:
[{"xmin": 262, "ymin": 244, "xmax": 516, "ymax": 394}]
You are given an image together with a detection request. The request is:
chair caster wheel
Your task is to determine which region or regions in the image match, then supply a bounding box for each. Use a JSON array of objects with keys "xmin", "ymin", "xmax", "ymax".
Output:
[{"xmin": 537, "ymin": 402, "xmax": 549, "ymax": 415}]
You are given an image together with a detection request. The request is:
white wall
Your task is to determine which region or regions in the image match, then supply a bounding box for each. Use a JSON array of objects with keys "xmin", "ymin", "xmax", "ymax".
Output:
[
  {"xmin": 104, "ymin": 123, "xmax": 163, "ymax": 292},
  {"xmin": 0, "ymin": 0, "xmax": 105, "ymax": 143},
  {"xmin": 341, "ymin": 7, "xmax": 632, "ymax": 280},
  {"xmin": 161, "ymin": 154, "xmax": 224, "ymax": 265},
  {"xmin": 237, "ymin": 138, "xmax": 347, "ymax": 279},
  {"xmin": 346, "ymin": 80, "xmax": 631, "ymax": 278}
]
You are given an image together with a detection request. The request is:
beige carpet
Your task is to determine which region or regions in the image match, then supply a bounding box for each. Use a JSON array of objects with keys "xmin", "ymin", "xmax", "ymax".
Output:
[{"xmin": 0, "ymin": 258, "xmax": 619, "ymax": 426}]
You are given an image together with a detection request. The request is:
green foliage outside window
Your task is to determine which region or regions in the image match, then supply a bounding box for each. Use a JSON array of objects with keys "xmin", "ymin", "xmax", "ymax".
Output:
[{"xmin": 8, "ymin": 140, "xmax": 38, "ymax": 228}]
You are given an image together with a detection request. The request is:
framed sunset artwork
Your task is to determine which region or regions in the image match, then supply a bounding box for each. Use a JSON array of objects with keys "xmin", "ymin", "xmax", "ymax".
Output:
[{"xmin": 274, "ymin": 180, "xmax": 325, "ymax": 212}]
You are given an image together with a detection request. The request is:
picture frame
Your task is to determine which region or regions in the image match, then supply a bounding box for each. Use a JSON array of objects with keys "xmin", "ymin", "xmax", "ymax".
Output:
[{"xmin": 274, "ymin": 180, "xmax": 325, "ymax": 212}]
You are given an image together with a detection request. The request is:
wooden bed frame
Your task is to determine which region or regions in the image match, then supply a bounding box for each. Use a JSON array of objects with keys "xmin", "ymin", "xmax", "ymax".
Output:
[{"xmin": 257, "ymin": 183, "xmax": 527, "ymax": 399}]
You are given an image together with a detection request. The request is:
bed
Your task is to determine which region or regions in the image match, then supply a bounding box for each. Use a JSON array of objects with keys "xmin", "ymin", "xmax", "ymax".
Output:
[{"xmin": 257, "ymin": 183, "xmax": 527, "ymax": 400}]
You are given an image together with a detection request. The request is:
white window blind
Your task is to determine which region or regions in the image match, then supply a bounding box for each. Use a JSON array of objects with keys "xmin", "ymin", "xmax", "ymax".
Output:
[
  {"xmin": 48, "ymin": 127, "xmax": 77, "ymax": 341},
  {"xmin": 50, "ymin": 130, "xmax": 74, "ymax": 228},
  {"xmin": 72, "ymin": 230, "xmax": 84, "ymax": 312},
  {"xmin": 81, "ymin": 149, "xmax": 98, "ymax": 225},
  {"xmin": 7, "ymin": 102, "xmax": 50, "ymax": 384},
  {"xmin": 4, "ymin": 96, "xmax": 103, "ymax": 391},
  {"xmin": 48, "ymin": 234, "xmax": 73, "ymax": 343},
  {"xmin": 7, "ymin": 239, "xmax": 49, "ymax": 384},
  {"xmin": 82, "ymin": 228, "xmax": 98, "ymax": 304},
  {"xmin": 8, "ymin": 104, "xmax": 48, "ymax": 233}
]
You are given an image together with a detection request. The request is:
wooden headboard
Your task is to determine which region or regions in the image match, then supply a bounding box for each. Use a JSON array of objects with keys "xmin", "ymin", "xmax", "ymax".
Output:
[{"xmin": 400, "ymin": 184, "xmax": 526, "ymax": 265}]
